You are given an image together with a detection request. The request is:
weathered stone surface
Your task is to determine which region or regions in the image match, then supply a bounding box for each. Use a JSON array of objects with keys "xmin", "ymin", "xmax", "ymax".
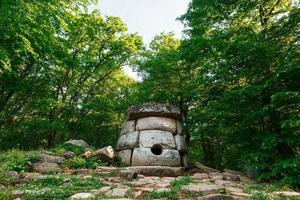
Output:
[
  {"xmin": 12, "ymin": 190, "xmax": 24, "ymax": 199},
  {"xmin": 106, "ymin": 188, "xmax": 130, "ymax": 198},
  {"xmin": 32, "ymin": 162, "xmax": 61, "ymax": 174},
  {"xmin": 68, "ymin": 192, "xmax": 94, "ymax": 199},
  {"xmin": 93, "ymin": 146, "xmax": 114, "ymax": 161},
  {"xmin": 136, "ymin": 117, "xmax": 177, "ymax": 133},
  {"xmin": 222, "ymin": 172, "xmax": 239, "ymax": 181},
  {"xmin": 139, "ymin": 130, "xmax": 175, "ymax": 149},
  {"xmin": 131, "ymin": 148, "xmax": 181, "ymax": 166},
  {"xmin": 209, "ymin": 172, "xmax": 224, "ymax": 180},
  {"xmin": 120, "ymin": 120, "xmax": 136, "ymax": 135},
  {"xmin": 193, "ymin": 173, "xmax": 209, "ymax": 179},
  {"xmin": 6, "ymin": 171, "xmax": 19, "ymax": 180},
  {"xmin": 197, "ymin": 194, "xmax": 235, "ymax": 200},
  {"xmin": 177, "ymin": 121, "xmax": 183, "ymax": 135},
  {"xmin": 120, "ymin": 169, "xmax": 137, "ymax": 180},
  {"xmin": 122, "ymin": 166, "xmax": 184, "ymax": 177},
  {"xmin": 65, "ymin": 139, "xmax": 89, "ymax": 149},
  {"xmin": 118, "ymin": 150, "xmax": 132, "ymax": 166},
  {"xmin": 117, "ymin": 131, "xmax": 139, "ymax": 150},
  {"xmin": 274, "ymin": 191, "xmax": 300, "ymax": 198},
  {"xmin": 181, "ymin": 184, "xmax": 225, "ymax": 196},
  {"xmin": 181, "ymin": 153, "xmax": 189, "ymax": 169},
  {"xmin": 40, "ymin": 154, "xmax": 65, "ymax": 164},
  {"xmin": 174, "ymin": 135, "xmax": 187, "ymax": 152},
  {"xmin": 63, "ymin": 151, "xmax": 75, "ymax": 159},
  {"xmin": 127, "ymin": 103, "xmax": 181, "ymax": 120},
  {"xmin": 195, "ymin": 162, "xmax": 220, "ymax": 173},
  {"xmin": 91, "ymin": 186, "xmax": 111, "ymax": 195}
]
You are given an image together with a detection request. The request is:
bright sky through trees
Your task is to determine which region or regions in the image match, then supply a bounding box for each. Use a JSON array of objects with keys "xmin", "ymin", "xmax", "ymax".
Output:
[{"xmin": 95, "ymin": 0, "xmax": 191, "ymax": 80}]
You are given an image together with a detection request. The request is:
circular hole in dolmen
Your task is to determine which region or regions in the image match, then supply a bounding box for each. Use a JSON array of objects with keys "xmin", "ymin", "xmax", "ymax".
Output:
[{"xmin": 151, "ymin": 144, "xmax": 162, "ymax": 155}]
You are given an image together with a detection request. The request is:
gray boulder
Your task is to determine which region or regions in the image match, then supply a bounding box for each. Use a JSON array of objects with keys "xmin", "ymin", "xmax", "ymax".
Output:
[
  {"xmin": 127, "ymin": 103, "xmax": 181, "ymax": 120},
  {"xmin": 64, "ymin": 140, "xmax": 89, "ymax": 149},
  {"xmin": 93, "ymin": 146, "xmax": 115, "ymax": 161},
  {"xmin": 32, "ymin": 162, "xmax": 61, "ymax": 174},
  {"xmin": 117, "ymin": 150, "xmax": 132, "ymax": 166},
  {"xmin": 40, "ymin": 154, "xmax": 65, "ymax": 164},
  {"xmin": 68, "ymin": 192, "xmax": 94, "ymax": 200}
]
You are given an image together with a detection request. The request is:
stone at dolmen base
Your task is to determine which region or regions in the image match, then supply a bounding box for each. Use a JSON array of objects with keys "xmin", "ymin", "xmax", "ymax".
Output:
[
  {"xmin": 127, "ymin": 103, "xmax": 181, "ymax": 120},
  {"xmin": 131, "ymin": 148, "xmax": 181, "ymax": 166},
  {"xmin": 139, "ymin": 130, "xmax": 176, "ymax": 149},
  {"xmin": 118, "ymin": 150, "xmax": 132, "ymax": 166},
  {"xmin": 122, "ymin": 166, "xmax": 184, "ymax": 177}
]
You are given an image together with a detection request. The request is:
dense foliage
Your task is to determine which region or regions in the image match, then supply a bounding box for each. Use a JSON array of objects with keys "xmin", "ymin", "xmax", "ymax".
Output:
[
  {"xmin": 134, "ymin": 0, "xmax": 300, "ymax": 187},
  {"xmin": 0, "ymin": 0, "xmax": 299, "ymax": 188},
  {"xmin": 0, "ymin": 0, "xmax": 142, "ymax": 149}
]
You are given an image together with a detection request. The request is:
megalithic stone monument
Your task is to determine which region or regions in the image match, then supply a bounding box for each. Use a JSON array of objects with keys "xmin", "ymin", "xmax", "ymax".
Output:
[{"xmin": 116, "ymin": 103, "xmax": 188, "ymax": 171}]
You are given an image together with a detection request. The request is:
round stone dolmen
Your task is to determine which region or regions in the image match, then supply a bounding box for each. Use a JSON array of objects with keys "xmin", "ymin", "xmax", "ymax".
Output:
[{"xmin": 116, "ymin": 103, "xmax": 188, "ymax": 168}]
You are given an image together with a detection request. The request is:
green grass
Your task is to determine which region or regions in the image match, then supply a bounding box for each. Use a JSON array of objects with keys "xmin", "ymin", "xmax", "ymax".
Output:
[{"xmin": 16, "ymin": 175, "xmax": 103, "ymax": 200}]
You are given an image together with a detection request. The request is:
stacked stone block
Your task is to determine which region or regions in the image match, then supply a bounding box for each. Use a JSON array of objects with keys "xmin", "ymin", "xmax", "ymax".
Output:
[{"xmin": 116, "ymin": 103, "xmax": 188, "ymax": 168}]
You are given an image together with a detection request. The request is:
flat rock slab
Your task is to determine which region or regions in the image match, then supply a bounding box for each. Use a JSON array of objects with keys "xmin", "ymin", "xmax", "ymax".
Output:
[
  {"xmin": 197, "ymin": 194, "xmax": 235, "ymax": 200},
  {"xmin": 139, "ymin": 130, "xmax": 176, "ymax": 149},
  {"xmin": 136, "ymin": 117, "xmax": 177, "ymax": 133},
  {"xmin": 274, "ymin": 191, "xmax": 300, "ymax": 198},
  {"xmin": 127, "ymin": 103, "xmax": 181, "ymax": 120},
  {"xmin": 122, "ymin": 166, "xmax": 184, "ymax": 177},
  {"xmin": 117, "ymin": 131, "xmax": 139, "ymax": 150},
  {"xmin": 64, "ymin": 140, "xmax": 89, "ymax": 149},
  {"xmin": 32, "ymin": 162, "xmax": 61, "ymax": 174},
  {"xmin": 131, "ymin": 148, "xmax": 181, "ymax": 166},
  {"xmin": 181, "ymin": 184, "xmax": 225, "ymax": 196},
  {"xmin": 68, "ymin": 192, "xmax": 94, "ymax": 200},
  {"xmin": 40, "ymin": 154, "xmax": 65, "ymax": 164},
  {"xmin": 106, "ymin": 188, "xmax": 130, "ymax": 198}
]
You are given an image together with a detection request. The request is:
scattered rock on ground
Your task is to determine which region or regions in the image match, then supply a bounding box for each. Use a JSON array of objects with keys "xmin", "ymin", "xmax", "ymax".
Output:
[
  {"xmin": 93, "ymin": 146, "xmax": 115, "ymax": 161},
  {"xmin": 68, "ymin": 192, "xmax": 94, "ymax": 200},
  {"xmin": 120, "ymin": 169, "xmax": 138, "ymax": 180},
  {"xmin": 274, "ymin": 191, "xmax": 300, "ymax": 198},
  {"xmin": 40, "ymin": 154, "xmax": 65, "ymax": 163},
  {"xmin": 64, "ymin": 140, "xmax": 89, "ymax": 149},
  {"xmin": 195, "ymin": 162, "xmax": 220, "ymax": 173},
  {"xmin": 122, "ymin": 166, "xmax": 184, "ymax": 177},
  {"xmin": 32, "ymin": 162, "xmax": 61, "ymax": 174},
  {"xmin": 106, "ymin": 188, "xmax": 130, "ymax": 198},
  {"xmin": 63, "ymin": 151, "xmax": 75, "ymax": 159},
  {"xmin": 197, "ymin": 194, "xmax": 235, "ymax": 200},
  {"xmin": 181, "ymin": 183, "xmax": 225, "ymax": 196}
]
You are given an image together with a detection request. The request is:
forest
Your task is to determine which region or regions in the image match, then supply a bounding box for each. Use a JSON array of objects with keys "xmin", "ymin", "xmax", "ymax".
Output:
[{"xmin": 0, "ymin": 0, "xmax": 299, "ymax": 194}]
